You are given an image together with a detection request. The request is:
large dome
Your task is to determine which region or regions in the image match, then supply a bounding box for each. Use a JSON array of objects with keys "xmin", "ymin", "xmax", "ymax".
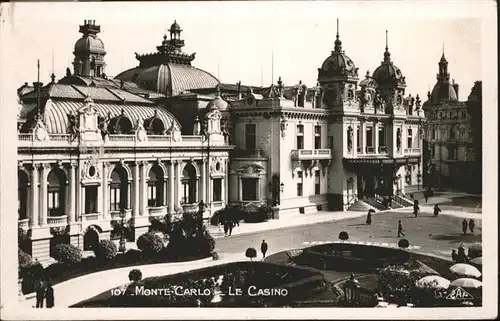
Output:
[
  {"xmin": 74, "ymin": 36, "xmax": 105, "ymax": 53},
  {"xmin": 318, "ymin": 34, "xmax": 358, "ymax": 78},
  {"xmin": 430, "ymin": 82, "xmax": 457, "ymax": 104},
  {"xmin": 372, "ymin": 48, "xmax": 406, "ymax": 87},
  {"xmin": 115, "ymin": 64, "xmax": 219, "ymax": 97}
]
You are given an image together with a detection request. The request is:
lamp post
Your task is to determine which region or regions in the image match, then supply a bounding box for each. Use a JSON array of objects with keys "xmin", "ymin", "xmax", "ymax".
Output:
[
  {"xmin": 119, "ymin": 208, "xmax": 127, "ymax": 253},
  {"xmin": 343, "ymin": 273, "xmax": 361, "ymax": 306}
]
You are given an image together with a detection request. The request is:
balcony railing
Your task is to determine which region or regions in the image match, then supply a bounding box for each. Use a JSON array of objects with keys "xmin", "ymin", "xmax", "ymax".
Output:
[
  {"xmin": 378, "ymin": 146, "xmax": 388, "ymax": 153},
  {"xmin": 231, "ymin": 149, "xmax": 267, "ymax": 158},
  {"xmin": 47, "ymin": 215, "xmax": 68, "ymax": 226},
  {"xmin": 405, "ymin": 148, "xmax": 421, "ymax": 155},
  {"xmin": 365, "ymin": 146, "xmax": 375, "ymax": 154},
  {"xmin": 18, "ymin": 134, "xmax": 214, "ymax": 149},
  {"xmin": 18, "ymin": 218, "xmax": 29, "ymax": 230},
  {"xmin": 81, "ymin": 213, "xmax": 101, "ymax": 221},
  {"xmin": 110, "ymin": 208, "xmax": 132, "ymax": 220},
  {"xmin": 148, "ymin": 206, "xmax": 167, "ymax": 217},
  {"xmin": 291, "ymin": 149, "xmax": 332, "ymax": 161}
]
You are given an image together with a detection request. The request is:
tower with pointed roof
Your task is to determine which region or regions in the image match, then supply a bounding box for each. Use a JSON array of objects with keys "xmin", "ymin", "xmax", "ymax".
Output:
[
  {"xmin": 73, "ymin": 20, "xmax": 107, "ymax": 78},
  {"xmin": 317, "ymin": 19, "xmax": 359, "ymax": 109}
]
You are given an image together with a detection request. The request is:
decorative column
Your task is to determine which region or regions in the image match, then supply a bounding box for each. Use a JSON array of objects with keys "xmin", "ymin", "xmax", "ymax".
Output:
[
  {"xmin": 39, "ymin": 164, "xmax": 49, "ymax": 226},
  {"xmin": 374, "ymin": 122, "xmax": 379, "ymax": 154},
  {"xmin": 30, "ymin": 164, "xmax": 39, "ymax": 228},
  {"xmin": 102, "ymin": 162, "xmax": 109, "ymax": 220},
  {"xmin": 361, "ymin": 122, "xmax": 367, "ymax": 154},
  {"xmin": 168, "ymin": 161, "xmax": 175, "ymax": 214},
  {"xmin": 225, "ymin": 159, "xmax": 229, "ymax": 203},
  {"xmin": 68, "ymin": 163, "xmax": 76, "ymax": 224},
  {"xmin": 200, "ymin": 159, "xmax": 207, "ymax": 202},
  {"xmin": 140, "ymin": 161, "xmax": 148, "ymax": 216},
  {"xmin": 238, "ymin": 175, "xmax": 243, "ymax": 201},
  {"xmin": 80, "ymin": 183, "xmax": 86, "ymax": 216},
  {"xmin": 133, "ymin": 163, "xmax": 140, "ymax": 217},
  {"xmin": 76, "ymin": 162, "xmax": 82, "ymax": 222},
  {"xmin": 176, "ymin": 161, "xmax": 182, "ymax": 208},
  {"xmin": 256, "ymin": 177, "xmax": 261, "ymax": 200}
]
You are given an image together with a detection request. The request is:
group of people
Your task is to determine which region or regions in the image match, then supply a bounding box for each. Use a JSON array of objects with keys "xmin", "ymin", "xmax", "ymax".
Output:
[
  {"xmin": 35, "ymin": 281, "xmax": 54, "ymax": 308},
  {"xmin": 451, "ymin": 243, "xmax": 474, "ymax": 263},
  {"xmin": 462, "ymin": 218, "xmax": 475, "ymax": 235},
  {"xmin": 219, "ymin": 218, "xmax": 238, "ymax": 237}
]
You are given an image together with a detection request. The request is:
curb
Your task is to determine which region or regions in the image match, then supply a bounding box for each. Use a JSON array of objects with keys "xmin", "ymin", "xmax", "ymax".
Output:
[{"xmin": 21, "ymin": 256, "xmax": 213, "ymax": 301}]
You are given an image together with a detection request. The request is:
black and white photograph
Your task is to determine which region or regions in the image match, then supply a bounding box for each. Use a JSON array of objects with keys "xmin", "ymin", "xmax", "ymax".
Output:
[{"xmin": 0, "ymin": 1, "xmax": 497, "ymax": 320}]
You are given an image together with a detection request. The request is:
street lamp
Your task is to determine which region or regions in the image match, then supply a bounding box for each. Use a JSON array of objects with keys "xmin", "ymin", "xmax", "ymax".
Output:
[
  {"xmin": 343, "ymin": 273, "xmax": 361, "ymax": 306},
  {"xmin": 119, "ymin": 208, "xmax": 127, "ymax": 253}
]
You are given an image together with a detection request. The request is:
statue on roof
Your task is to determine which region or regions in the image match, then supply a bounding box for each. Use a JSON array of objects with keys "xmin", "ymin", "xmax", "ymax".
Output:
[
  {"xmin": 67, "ymin": 112, "xmax": 80, "ymax": 141},
  {"xmin": 97, "ymin": 112, "xmax": 111, "ymax": 140},
  {"xmin": 66, "ymin": 68, "xmax": 72, "ymax": 77}
]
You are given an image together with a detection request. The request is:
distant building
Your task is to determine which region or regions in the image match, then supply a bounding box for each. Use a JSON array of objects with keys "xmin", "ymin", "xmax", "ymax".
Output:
[
  {"xmin": 17, "ymin": 20, "xmax": 424, "ymax": 262},
  {"xmin": 422, "ymin": 51, "xmax": 482, "ymax": 193}
]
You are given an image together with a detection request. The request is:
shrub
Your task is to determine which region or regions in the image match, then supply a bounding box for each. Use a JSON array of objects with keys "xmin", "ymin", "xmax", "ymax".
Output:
[
  {"xmin": 18, "ymin": 249, "xmax": 33, "ymax": 271},
  {"xmin": 137, "ymin": 232, "xmax": 165, "ymax": 254},
  {"xmin": 52, "ymin": 244, "xmax": 82, "ymax": 264},
  {"xmin": 94, "ymin": 240, "xmax": 118, "ymax": 261},
  {"xmin": 338, "ymin": 231, "xmax": 349, "ymax": 242},
  {"xmin": 398, "ymin": 239, "xmax": 410, "ymax": 249},
  {"xmin": 46, "ymin": 262, "xmax": 67, "ymax": 279},
  {"xmin": 128, "ymin": 269, "xmax": 143, "ymax": 282},
  {"xmin": 124, "ymin": 249, "xmax": 143, "ymax": 263},
  {"xmin": 246, "ymin": 247, "xmax": 257, "ymax": 261},
  {"xmin": 212, "ymin": 252, "xmax": 219, "ymax": 260},
  {"xmin": 244, "ymin": 205, "xmax": 273, "ymax": 223}
]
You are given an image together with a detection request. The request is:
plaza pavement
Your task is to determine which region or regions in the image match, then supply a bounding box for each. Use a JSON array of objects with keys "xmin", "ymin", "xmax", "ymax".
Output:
[{"xmin": 20, "ymin": 206, "xmax": 482, "ymax": 308}]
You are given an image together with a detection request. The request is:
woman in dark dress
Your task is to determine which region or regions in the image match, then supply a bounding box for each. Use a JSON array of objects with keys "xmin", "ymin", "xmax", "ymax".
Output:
[
  {"xmin": 45, "ymin": 282, "xmax": 54, "ymax": 308},
  {"xmin": 366, "ymin": 209, "xmax": 374, "ymax": 225}
]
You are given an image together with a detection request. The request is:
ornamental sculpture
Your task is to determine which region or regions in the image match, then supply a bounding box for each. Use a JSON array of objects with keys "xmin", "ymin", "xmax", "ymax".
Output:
[
  {"xmin": 347, "ymin": 126, "xmax": 353, "ymax": 152},
  {"xmin": 396, "ymin": 128, "xmax": 402, "ymax": 151}
]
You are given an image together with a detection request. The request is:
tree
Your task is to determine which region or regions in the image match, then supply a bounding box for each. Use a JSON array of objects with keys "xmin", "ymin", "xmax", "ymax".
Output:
[
  {"xmin": 128, "ymin": 269, "xmax": 143, "ymax": 282},
  {"xmin": 339, "ymin": 231, "xmax": 349, "ymax": 242},
  {"xmin": 398, "ymin": 239, "xmax": 410, "ymax": 249},
  {"xmin": 94, "ymin": 240, "xmax": 118, "ymax": 261},
  {"xmin": 245, "ymin": 247, "xmax": 257, "ymax": 261}
]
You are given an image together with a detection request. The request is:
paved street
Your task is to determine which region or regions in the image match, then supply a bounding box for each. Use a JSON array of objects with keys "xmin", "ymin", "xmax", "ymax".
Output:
[
  {"xmin": 20, "ymin": 207, "xmax": 481, "ymax": 308},
  {"xmin": 213, "ymin": 207, "xmax": 482, "ymax": 261}
]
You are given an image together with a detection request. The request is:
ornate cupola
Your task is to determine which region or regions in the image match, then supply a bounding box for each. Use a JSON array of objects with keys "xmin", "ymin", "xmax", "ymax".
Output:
[
  {"xmin": 317, "ymin": 19, "xmax": 359, "ymax": 108},
  {"xmin": 428, "ymin": 45, "xmax": 458, "ymax": 104},
  {"xmin": 73, "ymin": 20, "xmax": 106, "ymax": 77}
]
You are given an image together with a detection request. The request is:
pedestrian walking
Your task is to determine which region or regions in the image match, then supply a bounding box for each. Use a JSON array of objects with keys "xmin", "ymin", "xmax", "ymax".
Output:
[
  {"xmin": 397, "ymin": 220, "xmax": 405, "ymax": 237},
  {"xmin": 462, "ymin": 219, "xmax": 468, "ymax": 235},
  {"xmin": 457, "ymin": 243, "xmax": 466, "ymax": 263},
  {"xmin": 433, "ymin": 204, "xmax": 441, "ymax": 217},
  {"xmin": 413, "ymin": 199, "xmax": 420, "ymax": 218},
  {"xmin": 45, "ymin": 282, "xmax": 54, "ymax": 308},
  {"xmin": 35, "ymin": 281, "xmax": 45, "ymax": 308},
  {"xmin": 424, "ymin": 190, "xmax": 429, "ymax": 203},
  {"xmin": 261, "ymin": 240, "xmax": 268, "ymax": 258},
  {"xmin": 228, "ymin": 220, "xmax": 234, "ymax": 236},
  {"xmin": 223, "ymin": 220, "xmax": 229, "ymax": 237},
  {"xmin": 366, "ymin": 209, "xmax": 374, "ymax": 225},
  {"xmin": 468, "ymin": 219, "xmax": 475, "ymax": 234},
  {"xmin": 451, "ymin": 249, "xmax": 458, "ymax": 262}
]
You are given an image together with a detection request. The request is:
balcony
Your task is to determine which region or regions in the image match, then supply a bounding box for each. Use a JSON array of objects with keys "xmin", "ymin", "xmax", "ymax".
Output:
[
  {"xmin": 405, "ymin": 148, "xmax": 421, "ymax": 155},
  {"xmin": 290, "ymin": 149, "xmax": 332, "ymax": 161},
  {"xmin": 148, "ymin": 206, "xmax": 167, "ymax": 218},
  {"xmin": 81, "ymin": 213, "xmax": 102, "ymax": 222},
  {"xmin": 18, "ymin": 218, "xmax": 29, "ymax": 230},
  {"xmin": 231, "ymin": 149, "xmax": 267, "ymax": 159},
  {"xmin": 110, "ymin": 208, "xmax": 132, "ymax": 220},
  {"xmin": 47, "ymin": 215, "xmax": 68, "ymax": 227},
  {"xmin": 182, "ymin": 203, "xmax": 199, "ymax": 215}
]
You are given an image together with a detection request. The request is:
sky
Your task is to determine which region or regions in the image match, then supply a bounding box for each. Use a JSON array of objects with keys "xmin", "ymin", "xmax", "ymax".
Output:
[{"xmin": 2, "ymin": 1, "xmax": 485, "ymax": 101}]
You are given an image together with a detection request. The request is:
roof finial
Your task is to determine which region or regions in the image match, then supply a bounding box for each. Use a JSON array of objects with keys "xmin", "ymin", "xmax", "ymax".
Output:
[
  {"xmin": 215, "ymin": 83, "xmax": 221, "ymax": 97},
  {"xmin": 336, "ymin": 18, "xmax": 339, "ymax": 37},
  {"xmin": 385, "ymin": 30, "xmax": 388, "ymax": 51},
  {"xmin": 334, "ymin": 18, "xmax": 342, "ymax": 52}
]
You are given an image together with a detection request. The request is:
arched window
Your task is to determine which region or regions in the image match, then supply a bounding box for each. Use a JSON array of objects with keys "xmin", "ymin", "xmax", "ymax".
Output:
[
  {"xmin": 148, "ymin": 165, "xmax": 165, "ymax": 207},
  {"xmin": 145, "ymin": 118, "xmax": 165, "ymax": 135},
  {"xmin": 108, "ymin": 116, "xmax": 133, "ymax": 134},
  {"xmin": 47, "ymin": 168, "xmax": 67, "ymax": 216},
  {"xmin": 407, "ymin": 128, "xmax": 413, "ymax": 149},
  {"xmin": 110, "ymin": 166, "xmax": 129, "ymax": 211},
  {"xmin": 182, "ymin": 163, "xmax": 197, "ymax": 204},
  {"xmin": 18, "ymin": 170, "xmax": 29, "ymax": 220}
]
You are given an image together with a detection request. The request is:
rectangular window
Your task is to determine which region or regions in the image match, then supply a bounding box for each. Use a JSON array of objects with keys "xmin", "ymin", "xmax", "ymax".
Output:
[
  {"xmin": 245, "ymin": 123, "xmax": 257, "ymax": 150},
  {"xmin": 328, "ymin": 136, "xmax": 334, "ymax": 149},
  {"xmin": 296, "ymin": 124, "xmax": 304, "ymax": 149},
  {"xmin": 431, "ymin": 146, "xmax": 435, "ymax": 158},
  {"xmin": 449, "ymin": 147, "xmax": 457, "ymax": 160},
  {"xmin": 242, "ymin": 178, "xmax": 258, "ymax": 201},
  {"xmin": 213, "ymin": 178, "xmax": 222, "ymax": 202},
  {"xmin": 356, "ymin": 126, "xmax": 361, "ymax": 152},
  {"xmin": 314, "ymin": 170, "xmax": 321, "ymax": 195},
  {"xmin": 85, "ymin": 186, "xmax": 98, "ymax": 214},
  {"xmin": 407, "ymin": 128, "xmax": 413, "ymax": 148},
  {"xmin": 449, "ymin": 127, "xmax": 455, "ymax": 140},
  {"xmin": 297, "ymin": 171, "xmax": 303, "ymax": 196},
  {"xmin": 148, "ymin": 185, "xmax": 156, "ymax": 207},
  {"xmin": 314, "ymin": 125, "xmax": 321, "ymax": 149},
  {"xmin": 432, "ymin": 129, "xmax": 436, "ymax": 140},
  {"xmin": 366, "ymin": 127, "xmax": 373, "ymax": 147},
  {"xmin": 110, "ymin": 187, "xmax": 120, "ymax": 211},
  {"xmin": 378, "ymin": 126, "xmax": 386, "ymax": 147}
]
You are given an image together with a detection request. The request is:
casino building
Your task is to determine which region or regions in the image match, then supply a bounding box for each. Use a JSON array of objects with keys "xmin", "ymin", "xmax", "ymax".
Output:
[{"xmin": 17, "ymin": 20, "xmax": 424, "ymax": 262}]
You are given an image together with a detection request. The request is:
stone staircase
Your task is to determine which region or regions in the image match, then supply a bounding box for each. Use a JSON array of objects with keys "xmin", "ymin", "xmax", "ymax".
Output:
[
  {"xmin": 360, "ymin": 198, "xmax": 386, "ymax": 211},
  {"xmin": 347, "ymin": 200, "xmax": 376, "ymax": 212}
]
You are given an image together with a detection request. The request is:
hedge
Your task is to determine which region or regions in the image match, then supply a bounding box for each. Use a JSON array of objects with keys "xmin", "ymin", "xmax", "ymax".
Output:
[
  {"xmin": 137, "ymin": 232, "xmax": 165, "ymax": 254},
  {"xmin": 51, "ymin": 244, "xmax": 82, "ymax": 264},
  {"xmin": 94, "ymin": 240, "xmax": 118, "ymax": 261}
]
